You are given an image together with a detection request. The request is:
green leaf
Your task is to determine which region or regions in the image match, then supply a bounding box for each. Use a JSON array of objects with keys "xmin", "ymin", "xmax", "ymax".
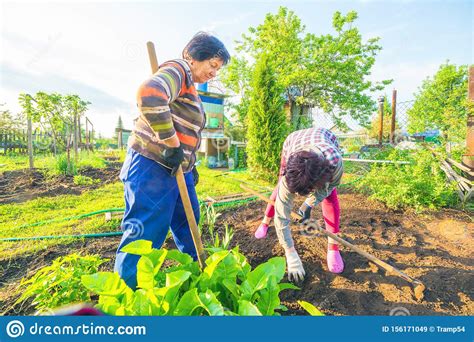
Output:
[
  {"xmin": 166, "ymin": 270, "xmax": 192, "ymax": 288},
  {"xmin": 198, "ymin": 290, "xmax": 225, "ymax": 316},
  {"xmin": 279, "ymin": 283, "xmax": 300, "ymax": 291},
  {"xmin": 120, "ymin": 240, "xmax": 153, "ymax": 256},
  {"xmin": 203, "ymin": 250, "xmax": 230, "ymax": 278},
  {"xmin": 81, "ymin": 272, "xmax": 128, "ymax": 296},
  {"xmin": 256, "ymin": 276, "xmax": 280, "ymax": 315},
  {"xmin": 147, "ymin": 249, "xmax": 167, "ymax": 273},
  {"xmin": 166, "ymin": 249, "xmax": 193, "ymax": 265},
  {"xmin": 137, "ymin": 256, "xmax": 155, "ymax": 290},
  {"xmin": 97, "ymin": 296, "xmax": 122, "ymax": 315},
  {"xmin": 238, "ymin": 300, "xmax": 262, "ymax": 316},
  {"xmin": 298, "ymin": 300, "xmax": 325, "ymax": 316},
  {"xmin": 174, "ymin": 288, "xmax": 204, "ymax": 316},
  {"xmin": 131, "ymin": 289, "xmax": 152, "ymax": 315}
]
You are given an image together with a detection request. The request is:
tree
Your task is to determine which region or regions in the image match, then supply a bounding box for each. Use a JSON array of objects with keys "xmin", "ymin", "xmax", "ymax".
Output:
[
  {"xmin": 407, "ymin": 63, "xmax": 469, "ymax": 143},
  {"xmin": 246, "ymin": 54, "xmax": 288, "ymax": 180},
  {"xmin": 220, "ymin": 7, "xmax": 390, "ymax": 131},
  {"xmin": 0, "ymin": 103, "xmax": 24, "ymax": 130}
]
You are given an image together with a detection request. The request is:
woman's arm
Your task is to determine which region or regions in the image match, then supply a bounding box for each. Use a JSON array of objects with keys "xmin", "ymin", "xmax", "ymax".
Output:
[{"xmin": 136, "ymin": 63, "xmax": 184, "ymax": 148}]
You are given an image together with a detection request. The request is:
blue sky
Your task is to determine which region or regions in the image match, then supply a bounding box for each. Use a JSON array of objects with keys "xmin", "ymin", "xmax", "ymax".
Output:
[{"xmin": 1, "ymin": 0, "xmax": 472, "ymax": 137}]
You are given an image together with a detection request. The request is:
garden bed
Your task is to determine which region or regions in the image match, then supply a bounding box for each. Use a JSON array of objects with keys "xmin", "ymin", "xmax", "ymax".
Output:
[{"xmin": 0, "ymin": 189, "xmax": 472, "ymax": 315}]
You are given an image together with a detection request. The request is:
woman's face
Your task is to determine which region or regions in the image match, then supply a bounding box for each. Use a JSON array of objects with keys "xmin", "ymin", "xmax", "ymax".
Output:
[{"xmin": 188, "ymin": 57, "xmax": 224, "ymax": 84}]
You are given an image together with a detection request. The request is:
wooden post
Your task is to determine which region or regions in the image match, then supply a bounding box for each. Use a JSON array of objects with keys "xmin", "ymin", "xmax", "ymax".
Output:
[
  {"xmin": 27, "ymin": 117, "xmax": 34, "ymax": 169},
  {"xmin": 85, "ymin": 118, "xmax": 89, "ymax": 150},
  {"xmin": 118, "ymin": 129, "xmax": 123, "ymax": 150},
  {"xmin": 390, "ymin": 89, "xmax": 397, "ymax": 144},
  {"xmin": 463, "ymin": 66, "xmax": 474, "ymax": 171},
  {"xmin": 378, "ymin": 96, "xmax": 384, "ymax": 146},
  {"xmin": 73, "ymin": 112, "xmax": 79, "ymax": 162}
]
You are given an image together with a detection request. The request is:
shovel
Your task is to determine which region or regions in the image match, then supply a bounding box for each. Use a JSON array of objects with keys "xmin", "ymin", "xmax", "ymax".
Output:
[{"xmin": 146, "ymin": 41, "xmax": 206, "ymax": 269}]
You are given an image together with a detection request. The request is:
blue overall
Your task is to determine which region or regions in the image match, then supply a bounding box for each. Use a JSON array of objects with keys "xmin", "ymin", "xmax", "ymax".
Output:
[{"xmin": 114, "ymin": 148, "xmax": 199, "ymax": 289}]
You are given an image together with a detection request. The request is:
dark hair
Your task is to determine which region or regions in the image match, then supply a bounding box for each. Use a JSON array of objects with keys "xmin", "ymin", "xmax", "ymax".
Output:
[
  {"xmin": 284, "ymin": 150, "xmax": 333, "ymax": 196},
  {"xmin": 182, "ymin": 32, "xmax": 230, "ymax": 65}
]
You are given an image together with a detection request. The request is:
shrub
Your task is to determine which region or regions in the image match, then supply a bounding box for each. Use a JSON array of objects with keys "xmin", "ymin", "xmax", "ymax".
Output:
[
  {"xmin": 356, "ymin": 148, "xmax": 459, "ymax": 211},
  {"xmin": 15, "ymin": 254, "xmax": 107, "ymax": 313},
  {"xmin": 73, "ymin": 175, "xmax": 100, "ymax": 186}
]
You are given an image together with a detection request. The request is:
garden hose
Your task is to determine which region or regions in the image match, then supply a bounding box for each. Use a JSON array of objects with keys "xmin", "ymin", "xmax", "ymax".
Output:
[{"xmin": 1, "ymin": 175, "xmax": 365, "ymax": 243}]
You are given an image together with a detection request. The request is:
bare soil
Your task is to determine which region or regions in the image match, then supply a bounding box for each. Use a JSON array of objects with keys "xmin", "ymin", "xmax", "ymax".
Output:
[{"xmin": 0, "ymin": 164, "xmax": 120, "ymax": 205}]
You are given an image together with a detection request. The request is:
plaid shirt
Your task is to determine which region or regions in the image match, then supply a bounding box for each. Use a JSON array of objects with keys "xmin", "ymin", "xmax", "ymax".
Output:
[{"xmin": 274, "ymin": 128, "xmax": 343, "ymax": 249}]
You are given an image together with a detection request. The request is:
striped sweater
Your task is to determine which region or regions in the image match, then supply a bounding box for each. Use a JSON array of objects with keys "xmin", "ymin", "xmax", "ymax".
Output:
[{"xmin": 128, "ymin": 59, "xmax": 206, "ymax": 173}]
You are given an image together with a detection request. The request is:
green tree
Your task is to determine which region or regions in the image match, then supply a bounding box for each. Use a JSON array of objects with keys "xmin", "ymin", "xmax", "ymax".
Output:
[
  {"xmin": 407, "ymin": 63, "xmax": 469, "ymax": 143},
  {"xmin": 246, "ymin": 54, "xmax": 288, "ymax": 181},
  {"xmin": 220, "ymin": 7, "xmax": 390, "ymax": 131}
]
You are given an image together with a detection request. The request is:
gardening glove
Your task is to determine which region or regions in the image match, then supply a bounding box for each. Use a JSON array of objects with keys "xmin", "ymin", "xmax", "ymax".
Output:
[
  {"xmin": 161, "ymin": 145, "xmax": 184, "ymax": 176},
  {"xmin": 296, "ymin": 202, "xmax": 312, "ymax": 223},
  {"xmin": 285, "ymin": 248, "xmax": 305, "ymax": 282},
  {"xmin": 192, "ymin": 166, "xmax": 199, "ymax": 186}
]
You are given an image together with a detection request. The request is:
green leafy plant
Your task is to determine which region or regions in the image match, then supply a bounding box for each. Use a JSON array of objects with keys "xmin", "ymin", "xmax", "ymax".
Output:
[
  {"xmin": 356, "ymin": 148, "xmax": 459, "ymax": 211},
  {"xmin": 73, "ymin": 175, "xmax": 100, "ymax": 186},
  {"xmin": 81, "ymin": 240, "xmax": 298, "ymax": 316},
  {"xmin": 298, "ymin": 300, "xmax": 325, "ymax": 316},
  {"xmin": 15, "ymin": 254, "xmax": 107, "ymax": 313}
]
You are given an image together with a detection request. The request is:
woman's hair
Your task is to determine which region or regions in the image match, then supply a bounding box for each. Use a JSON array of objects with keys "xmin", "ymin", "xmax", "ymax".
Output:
[
  {"xmin": 284, "ymin": 150, "xmax": 333, "ymax": 195},
  {"xmin": 182, "ymin": 32, "xmax": 230, "ymax": 65}
]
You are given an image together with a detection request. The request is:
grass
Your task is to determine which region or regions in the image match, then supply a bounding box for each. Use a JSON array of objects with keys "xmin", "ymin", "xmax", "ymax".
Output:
[
  {"xmin": 0, "ymin": 166, "xmax": 273, "ymax": 259},
  {"xmin": 0, "ymin": 150, "xmax": 122, "ymax": 175}
]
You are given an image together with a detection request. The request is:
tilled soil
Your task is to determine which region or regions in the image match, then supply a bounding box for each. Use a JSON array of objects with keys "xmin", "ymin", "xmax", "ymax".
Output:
[
  {"xmin": 0, "ymin": 164, "xmax": 120, "ymax": 205},
  {"xmin": 0, "ymin": 189, "xmax": 472, "ymax": 316}
]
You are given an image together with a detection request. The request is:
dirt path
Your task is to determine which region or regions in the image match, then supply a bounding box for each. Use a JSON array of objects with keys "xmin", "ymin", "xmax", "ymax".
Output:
[{"xmin": 1, "ymin": 189, "xmax": 472, "ymax": 315}]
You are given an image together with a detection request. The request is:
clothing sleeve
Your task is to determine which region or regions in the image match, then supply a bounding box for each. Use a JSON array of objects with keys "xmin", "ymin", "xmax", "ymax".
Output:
[
  {"xmin": 274, "ymin": 177, "xmax": 296, "ymax": 249},
  {"xmin": 136, "ymin": 63, "xmax": 184, "ymax": 141},
  {"xmin": 306, "ymin": 158, "xmax": 343, "ymax": 207}
]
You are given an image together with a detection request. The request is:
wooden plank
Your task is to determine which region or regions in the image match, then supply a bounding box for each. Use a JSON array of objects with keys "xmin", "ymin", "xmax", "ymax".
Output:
[
  {"xmin": 439, "ymin": 164, "xmax": 465, "ymax": 201},
  {"xmin": 446, "ymin": 157, "xmax": 474, "ymax": 176}
]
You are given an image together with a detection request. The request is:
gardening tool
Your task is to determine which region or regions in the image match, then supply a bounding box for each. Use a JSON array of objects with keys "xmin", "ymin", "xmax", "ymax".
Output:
[
  {"xmin": 240, "ymin": 183, "xmax": 426, "ymax": 301},
  {"xmin": 146, "ymin": 41, "xmax": 206, "ymax": 269}
]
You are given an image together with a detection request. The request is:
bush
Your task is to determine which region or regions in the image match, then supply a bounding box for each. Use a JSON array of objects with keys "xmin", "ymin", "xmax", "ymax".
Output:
[
  {"xmin": 55, "ymin": 154, "xmax": 77, "ymax": 175},
  {"xmin": 81, "ymin": 240, "xmax": 297, "ymax": 316},
  {"xmin": 15, "ymin": 254, "xmax": 107, "ymax": 313},
  {"xmin": 356, "ymin": 148, "xmax": 459, "ymax": 211}
]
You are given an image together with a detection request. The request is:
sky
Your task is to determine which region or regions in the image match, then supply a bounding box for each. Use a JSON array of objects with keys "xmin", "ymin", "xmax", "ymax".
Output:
[{"xmin": 1, "ymin": 0, "xmax": 472, "ymax": 137}]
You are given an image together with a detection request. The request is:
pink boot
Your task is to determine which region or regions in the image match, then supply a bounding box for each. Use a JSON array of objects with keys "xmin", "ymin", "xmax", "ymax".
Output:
[
  {"xmin": 327, "ymin": 249, "xmax": 344, "ymax": 273},
  {"xmin": 254, "ymin": 222, "xmax": 269, "ymax": 239}
]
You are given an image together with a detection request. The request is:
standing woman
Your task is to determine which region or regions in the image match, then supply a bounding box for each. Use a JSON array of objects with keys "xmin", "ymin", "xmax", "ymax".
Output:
[
  {"xmin": 254, "ymin": 128, "xmax": 344, "ymax": 282},
  {"xmin": 115, "ymin": 32, "xmax": 230, "ymax": 289}
]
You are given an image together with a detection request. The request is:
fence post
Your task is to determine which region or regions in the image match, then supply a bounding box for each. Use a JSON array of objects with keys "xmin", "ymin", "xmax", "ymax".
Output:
[
  {"xmin": 73, "ymin": 112, "xmax": 79, "ymax": 162},
  {"xmin": 27, "ymin": 117, "xmax": 34, "ymax": 169},
  {"xmin": 463, "ymin": 65, "xmax": 474, "ymax": 171},
  {"xmin": 390, "ymin": 89, "xmax": 397, "ymax": 144},
  {"xmin": 378, "ymin": 96, "xmax": 385, "ymax": 146}
]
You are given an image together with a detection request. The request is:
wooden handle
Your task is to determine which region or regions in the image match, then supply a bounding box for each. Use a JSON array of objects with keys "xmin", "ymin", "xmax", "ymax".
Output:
[
  {"xmin": 146, "ymin": 41, "xmax": 159, "ymax": 73},
  {"xmin": 175, "ymin": 166, "xmax": 207, "ymax": 268},
  {"xmin": 239, "ymin": 183, "xmax": 424, "ymax": 287},
  {"xmin": 146, "ymin": 41, "xmax": 206, "ymax": 268}
]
